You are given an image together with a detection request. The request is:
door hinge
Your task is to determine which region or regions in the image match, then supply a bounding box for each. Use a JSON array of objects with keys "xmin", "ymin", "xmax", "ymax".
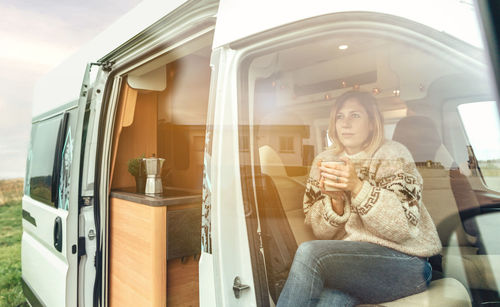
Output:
[
  {"xmin": 88, "ymin": 229, "xmax": 96, "ymax": 241},
  {"xmin": 233, "ymin": 276, "xmax": 250, "ymax": 299},
  {"xmin": 80, "ymin": 196, "xmax": 93, "ymax": 207},
  {"xmin": 90, "ymin": 61, "xmax": 114, "ymax": 72}
]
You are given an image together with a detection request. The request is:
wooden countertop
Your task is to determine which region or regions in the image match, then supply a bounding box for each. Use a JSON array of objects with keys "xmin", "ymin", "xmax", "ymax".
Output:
[{"xmin": 110, "ymin": 187, "xmax": 202, "ymax": 207}]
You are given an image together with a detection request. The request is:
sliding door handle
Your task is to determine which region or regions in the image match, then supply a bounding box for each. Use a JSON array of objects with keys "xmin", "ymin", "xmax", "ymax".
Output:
[{"xmin": 53, "ymin": 217, "xmax": 62, "ymax": 252}]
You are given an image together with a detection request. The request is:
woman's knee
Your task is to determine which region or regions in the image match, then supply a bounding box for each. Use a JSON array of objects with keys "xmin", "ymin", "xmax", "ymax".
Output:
[
  {"xmin": 296, "ymin": 240, "xmax": 319, "ymax": 256},
  {"xmin": 294, "ymin": 240, "xmax": 328, "ymax": 265},
  {"xmin": 296, "ymin": 240, "xmax": 354, "ymax": 258}
]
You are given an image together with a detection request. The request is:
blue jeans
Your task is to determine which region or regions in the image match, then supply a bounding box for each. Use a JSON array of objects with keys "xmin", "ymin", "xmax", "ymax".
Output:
[{"xmin": 276, "ymin": 240, "xmax": 432, "ymax": 307}]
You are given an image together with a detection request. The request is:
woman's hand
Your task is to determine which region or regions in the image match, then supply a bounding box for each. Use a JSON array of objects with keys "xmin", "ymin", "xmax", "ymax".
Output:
[
  {"xmin": 317, "ymin": 159, "xmax": 345, "ymax": 215},
  {"xmin": 319, "ymin": 156, "xmax": 363, "ymax": 198},
  {"xmin": 318, "ymin": 181, "xmax": 345, "ymax": 215}
]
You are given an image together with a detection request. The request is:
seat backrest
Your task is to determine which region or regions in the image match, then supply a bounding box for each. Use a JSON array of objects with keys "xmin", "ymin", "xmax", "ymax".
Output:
[
  {"xmin": 393, "ymin": 116, "xmax": 474, "ymax": 246},
  {"xmin": 392, "ymin": 116, "xmax": 442, "ymax": 162},
  {"xmin": 259, "ymin": 145, "xmax": 289, "ymax": 177},
  {"xmin": 250, "ymin": 173, "xmax": 297, "ymax": 303},
  {"xmin": 416, "ymin": 165, "xmax": 470, "ymax": 246},
  {"xmin": 259, "ymin": 145, "xmax": 315, "ymax": 245}
]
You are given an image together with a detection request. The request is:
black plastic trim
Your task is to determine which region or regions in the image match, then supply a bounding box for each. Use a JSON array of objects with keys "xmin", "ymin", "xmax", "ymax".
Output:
[
  {"xmin": 51, "ymin": 112, "xmax": 70, "ymax": 208},
  {"xmin": 78, "ymin": 237, "xmax": 87, "ymax": 257},
  {"xmin": 50, "ymin": 118, "xmax": 64, "ymax": 206},
  {"xmin": 477, "ymin": 0, "xmax": 500, "ymax": 97},
  {"xmin": 22, "ymin": 209, "xmax": 37, "ymax": 227},
  {"xmin": 53, "ymin": 216, "xmax": 63, "ymax": 252},
  {"xmin": 239, "ymin": 167, "xmax": 270, "ymax": 307},
  {"xmin": 22, "ymin": 278, "xmax": 45, "ymax": 307}
]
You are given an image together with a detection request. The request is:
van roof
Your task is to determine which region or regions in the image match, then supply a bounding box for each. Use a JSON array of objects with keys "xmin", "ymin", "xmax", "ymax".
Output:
[
  {"xmin": 213, "ymin": 0, "xmax": 481, "ymax": 48},
  {"xmin": 33, "ymin": 0, "xmax": 480, "ymax": 118}
]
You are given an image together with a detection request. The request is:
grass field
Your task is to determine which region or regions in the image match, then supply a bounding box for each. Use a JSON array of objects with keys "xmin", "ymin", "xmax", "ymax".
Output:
[
  {"xmin": 0, "ymin": 179, "xmax": 25, "ymax": 307},
  {"xmin": 0, "ymin": 179, "xmax": 23, "ymax": 206}
]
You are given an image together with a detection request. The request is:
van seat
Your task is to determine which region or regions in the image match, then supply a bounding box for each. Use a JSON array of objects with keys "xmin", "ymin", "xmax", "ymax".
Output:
[
  {"xmin": 417, "ymin": 165, "xmax": 500, "ymax": 292},
  {"xmin": 380, "ymin": 278, "xmax": 471, "ymax": 307},
  {"xmin": 286, "ymin": 208, "xmax": 315, "ymax": 244},
  {"xmin": 417, "ymin": 166, "xmax": 472, "ymax": 246},
  {"xmin": 415, "ymin": 165, "xmax": 500, "ymax": 301},
  {"xmin": 263, "ymin": 175, "xmax": 315, "ymax": 245},
  {"xmin": 393, "ymin": 116, "xmax": 499, "ymax": 294},
  {"xmin": 259, "ymin": 145, "xmax": 315, "ymax": 245},
  {"xmin": 443, "ymin": 250, "xmax": 500, "ymax": 291}
]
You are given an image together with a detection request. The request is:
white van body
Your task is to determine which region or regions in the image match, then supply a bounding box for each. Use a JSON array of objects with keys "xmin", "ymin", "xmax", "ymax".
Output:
[{"xmin": 22, "ymin": 0, "xmax": 500, "ymax": 306}]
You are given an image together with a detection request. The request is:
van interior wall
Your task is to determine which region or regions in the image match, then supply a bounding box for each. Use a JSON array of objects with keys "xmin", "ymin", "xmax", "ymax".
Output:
[
  {"xmin": 158, "ymin": 55, "xmax": 210, "ymax": 191},
  {"xmin": 110, "ymin": 53, "xmax": 210, "ymax": 190},
  {"xmin": 253, "ymin": 76, "xmax": 313, "ymax": 177},
  {"xmin": 112, "ymin": 89, "xmax": 158, "ymax": 189}
]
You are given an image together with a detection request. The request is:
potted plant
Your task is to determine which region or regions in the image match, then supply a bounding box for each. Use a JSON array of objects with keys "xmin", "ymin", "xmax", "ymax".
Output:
[{"xmin": 127, "ymin": 154, "xmax": 146, "ymax": 193}]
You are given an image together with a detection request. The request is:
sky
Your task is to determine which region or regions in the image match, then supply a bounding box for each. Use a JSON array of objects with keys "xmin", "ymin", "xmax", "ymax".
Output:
[
  {"xmin": 0, "ymin": 0, "xmax": 142, "ymax": 179},
  {"xmin": 0, "ymin": 0, "xmax": 498, "ymax": 180},
  {"xmin": 458, "ymin": 101, "xmax": 500, "ymax": 161}
]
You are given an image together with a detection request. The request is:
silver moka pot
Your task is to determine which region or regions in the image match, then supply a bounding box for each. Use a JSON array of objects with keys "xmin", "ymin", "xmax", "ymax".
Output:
[{"xmin": 143, "ymin": 157, "xmax": 165, "ymax": 194}]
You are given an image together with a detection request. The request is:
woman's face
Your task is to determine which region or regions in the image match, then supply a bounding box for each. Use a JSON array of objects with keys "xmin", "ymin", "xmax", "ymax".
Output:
[{"xmin": 335, "ymin": 98, "xmax": 372, "ymax": 155}]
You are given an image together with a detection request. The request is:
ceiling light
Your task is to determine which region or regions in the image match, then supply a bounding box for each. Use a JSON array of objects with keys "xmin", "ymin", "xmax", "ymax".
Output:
[{"xmin": 338, "ymin": 44, "xmax": 349, "ymax": 50}]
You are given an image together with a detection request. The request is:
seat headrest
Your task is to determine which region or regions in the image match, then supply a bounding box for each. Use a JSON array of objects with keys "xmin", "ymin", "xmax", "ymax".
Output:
[
  {"xmin": 392, "ymin": 116, "xmax": 442, "ymax": 163},
  {"xmin": 259, "ymin": 145, "xmax": 288, "ymax": 177}
]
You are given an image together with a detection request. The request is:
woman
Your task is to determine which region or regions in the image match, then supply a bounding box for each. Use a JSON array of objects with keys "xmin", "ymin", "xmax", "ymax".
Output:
[{"xmin": 277, "ymin": 91, "xmax": 442, "ymax": 306}]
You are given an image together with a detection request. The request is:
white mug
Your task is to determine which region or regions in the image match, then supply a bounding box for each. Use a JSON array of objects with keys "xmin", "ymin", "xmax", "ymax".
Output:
[{"xmin": 321, "ymin": 161, "xmax": 345, "ymax": 192}]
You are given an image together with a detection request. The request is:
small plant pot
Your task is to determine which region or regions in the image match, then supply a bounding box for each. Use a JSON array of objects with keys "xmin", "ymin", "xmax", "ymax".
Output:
[{"xmin": 135, "ymin": 175, "xmax": 146, "ymax": 194}]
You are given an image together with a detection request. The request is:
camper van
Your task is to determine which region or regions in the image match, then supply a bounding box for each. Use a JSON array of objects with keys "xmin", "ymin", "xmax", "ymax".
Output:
[{"xmin": 22, "ymin": 0, "xmax": 500, "ymax": 306}]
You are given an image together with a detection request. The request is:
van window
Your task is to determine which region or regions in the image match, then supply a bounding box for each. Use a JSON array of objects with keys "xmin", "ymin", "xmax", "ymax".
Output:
[
  {"xmin": 238, "ymin": 21, "xmax": 499, "ymax": 305},
  {"xmin": 26, "ymin": 115, "xmax": 62, "ymax": 207},
  {"xmin": 458, "ymin": 101, "xmax": 500, "ymax": 191},
  {"xmin": 279, "ymin": 136, "xmax": 295, "ymax": 153}
]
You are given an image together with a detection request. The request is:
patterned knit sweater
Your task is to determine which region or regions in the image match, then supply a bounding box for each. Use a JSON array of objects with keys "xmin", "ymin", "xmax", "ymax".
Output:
[{"xmin": 303, "ymin": 140, "xmax": 442, "ymax": 257}]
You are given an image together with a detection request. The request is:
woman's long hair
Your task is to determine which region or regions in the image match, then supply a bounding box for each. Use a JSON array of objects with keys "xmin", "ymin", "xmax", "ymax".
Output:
[{"xmin": 327, "ymin": 91, "xmax": 385, "ymax": 156}]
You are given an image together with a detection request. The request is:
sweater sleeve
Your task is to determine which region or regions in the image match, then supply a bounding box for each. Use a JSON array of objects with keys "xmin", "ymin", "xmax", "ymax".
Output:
[
  {"xmin": 303, "ymin": 156, "xmax": 350, "ymax": 239},
  {"xmin": 350, "ymin": 143, "xmax": 423, "ymax": 243}
]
